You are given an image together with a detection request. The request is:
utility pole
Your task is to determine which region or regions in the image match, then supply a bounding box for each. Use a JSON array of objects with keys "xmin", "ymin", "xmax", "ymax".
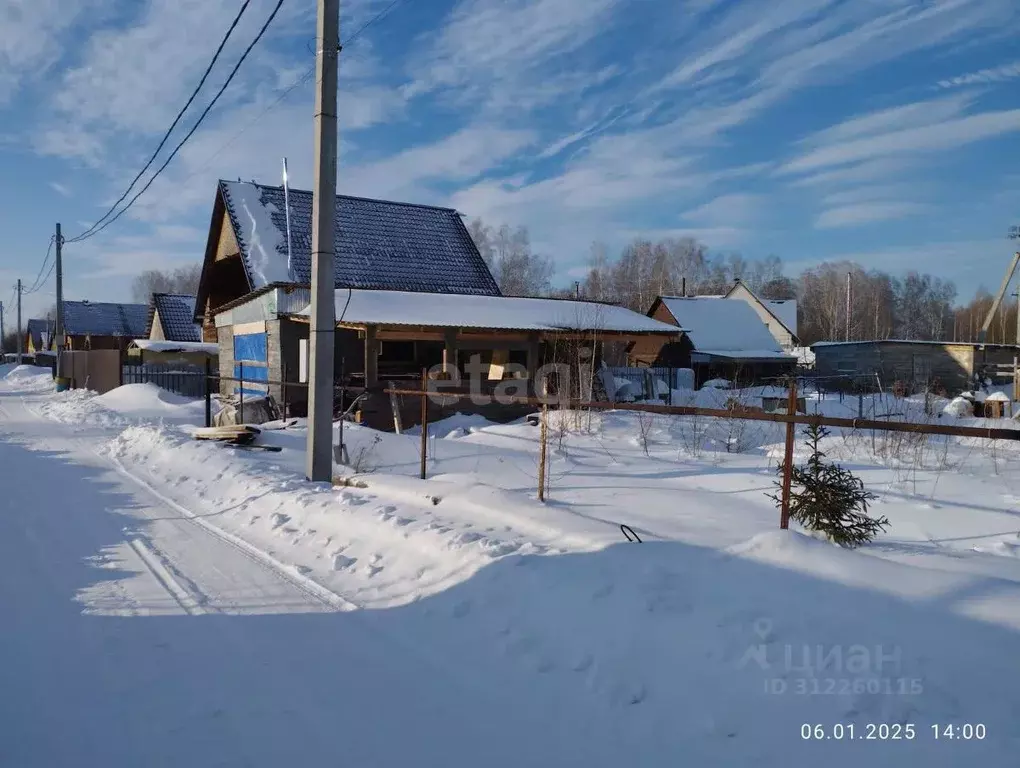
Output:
[
  {"xmin": 306, "ymin": 0, "xmax": 339, "ymax": 482},
  {"xmin": 55, "ymin": 223, "xmax": 64, "ymax": 379},
  {"xmin": 16, "ymin": 279, "xmax": 22, "ymax": 365},
  {"xmin": 845, "ymin": 271, "xmax": 852, "ymax": 342},
  {"xmin": 0, "ymin": 301, "xmax": 5, "ymax": 354}
]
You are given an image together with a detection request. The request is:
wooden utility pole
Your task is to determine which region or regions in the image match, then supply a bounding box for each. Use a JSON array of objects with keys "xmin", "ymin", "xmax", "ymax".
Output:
[
  {"xmin": 305, "ymin": 0, "xmax": 339, "ymax": 482},
  {"xmin": 55, "ymin": 223, "xmax": 64, "ymax": 379},
  {"xmin": 16, "ymin": 279, "xmax": 22, "ymax": 365}
]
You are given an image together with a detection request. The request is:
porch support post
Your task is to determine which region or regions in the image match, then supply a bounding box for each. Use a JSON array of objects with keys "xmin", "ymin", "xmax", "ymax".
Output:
[
  {"xmin": 364, "ymin": 324, "xmax": 379, "ymax": 390},
  {"xmin": 443, "ymin": 327, "xmax": 459, "ymax": 376},
  {"xmin": 526, "ymin": 332, "xmax": 541, "ymax": 395}
]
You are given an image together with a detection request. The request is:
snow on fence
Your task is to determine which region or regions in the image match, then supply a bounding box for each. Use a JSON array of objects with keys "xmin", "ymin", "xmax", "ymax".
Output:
[
  {"xmin": 122, "ymin": 363, "xmax": 207, "ymax": 399},
  {"xmin": 382, "ymin": 381, "xmax": 1020, "ymax": 531}
]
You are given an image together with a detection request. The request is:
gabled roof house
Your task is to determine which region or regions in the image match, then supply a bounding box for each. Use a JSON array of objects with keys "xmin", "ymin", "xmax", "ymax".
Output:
[
  {"xmin": 723, "ymin": 279, "xmax": 798, "ymax": 349},
  {"xmin": 196, "ymin": 179, "xmax": 679, "ymax": 426},
  {"xmin": 195, "ymin": 179, "xmax": 500, "ymax": 339},
  {"xmin": 62, "ymin": 300, "xmax": 149, "ymax": 351},
  {"xmin": 26, "ymin": 319, "xmax": 54, "ymax": 353},
  {"xmin": 632, "ymin": 295, "xmax": 796, "ymax": 385},
  {"xmin": 146, "ymin": 293, "xmax": 201, "ymax": 342}
]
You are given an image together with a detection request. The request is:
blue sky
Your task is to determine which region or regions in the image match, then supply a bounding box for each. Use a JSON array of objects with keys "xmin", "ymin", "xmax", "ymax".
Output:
[{"xmin": 1, "ymin": 0, "xmax": 1019, "ymax": 320}]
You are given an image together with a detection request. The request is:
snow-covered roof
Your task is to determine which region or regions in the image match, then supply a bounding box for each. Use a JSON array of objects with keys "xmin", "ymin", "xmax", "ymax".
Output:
[
  {"xmin": 813, "ymin": 340, "xmax": 1020, "ymax": 349},
  {"xmin": 765, "ymin": 299, "xmax": 797, "ymax": 335},
  {"xmin": 692, "ymin": 349, "xmax": 795, "ymax": 361},
  {"xmin": 219, "ymin": 180, "xmax": 500, "ymax": 296},
  {"xmin": 132, "ymin": 340, "xmax": 219, "ymax": 354},
  {"xmin": 291, "ymin": 290, "xmax": 680, "ymax": 334},
  {"xmin": 659, "ymin": 297, "xmax": 787, "ymax": 355},
  {"xmin": 64, "ymin": 301, "xmax": 148, "ymax": 338}
]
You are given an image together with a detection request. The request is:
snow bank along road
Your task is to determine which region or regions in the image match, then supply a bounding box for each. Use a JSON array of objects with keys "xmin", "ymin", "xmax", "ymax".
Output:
[
  {"xmin": 2, "ymin": 370, "xmax": 1020, "ymax": 767},
  {"xmin": 0, "ymin": 393, "xmax": 596, "ymax": 767}
]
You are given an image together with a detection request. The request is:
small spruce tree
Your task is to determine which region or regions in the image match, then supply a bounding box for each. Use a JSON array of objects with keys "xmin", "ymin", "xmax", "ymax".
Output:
[{"xmin": 771, "ymin": 422, "xmax": 888, "ymax": 548}]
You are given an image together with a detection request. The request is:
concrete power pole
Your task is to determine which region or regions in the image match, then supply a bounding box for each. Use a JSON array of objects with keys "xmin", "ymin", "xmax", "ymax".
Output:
[
  {"xmin": 0, "ymin": 302, "xmax": 5, "ymax": 354},
  {"xmin": 16, "ymin": 279, "xmax": 22, "ymax": 365},
  {"xmin": 55, "ymin": 223, "xmax": 64, "ymax": 379},
  {"xmin": 305, "ymin": 0, "xmax": 339, "ymax": 482}
]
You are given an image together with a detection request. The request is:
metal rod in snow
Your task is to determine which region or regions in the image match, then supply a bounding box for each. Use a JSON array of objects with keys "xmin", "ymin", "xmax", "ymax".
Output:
[
  {"xmin": 282, "ymin": 158, "xmax": 294, "ymax": 281},
  {"xmin": 846, "ymin": 271, "xmax": 852, "ymax": 342}
]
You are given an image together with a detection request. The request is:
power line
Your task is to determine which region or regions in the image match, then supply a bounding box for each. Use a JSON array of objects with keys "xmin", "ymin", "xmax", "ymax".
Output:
[
  {"xmin": 69, "ymin": 0, "xmax": 254, "ymax": 243},
  {"xmin": 68, "ymin": 0, "xmax": 286, "ymax": 244},
  {"xmin": 24, "ymin": 236, "xmax": 55, "ymax": 295},
  {"xmin": 181, "ymin": 0, "xmax": 411, "ymax": 180}
]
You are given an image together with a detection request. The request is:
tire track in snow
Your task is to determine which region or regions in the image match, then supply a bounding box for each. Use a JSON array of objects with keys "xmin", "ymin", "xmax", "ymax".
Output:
[
  {"xmin": 108, "ymin": 454, "xmax": 359, "ymax": 612},
  {"xmin": 127, "ymin": 537, "xmax": 208, "ymax": 616}
]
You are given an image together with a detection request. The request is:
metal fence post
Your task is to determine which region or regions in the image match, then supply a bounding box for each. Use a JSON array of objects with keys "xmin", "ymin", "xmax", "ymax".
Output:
[
  {"xmin": 779, "ymin": 377, "xmax": 798, "ymax": 530},
  {"xmin": 204, "ymin": 356, "xmax": 212, "ymax": 428},
  {"xmin": 420, "ymin": 368, "xmax": 428, "ymax": 480},
  {"xmin": 238, "ymin": 361, "xmax": 244, "ymax": 425},
  {"xmin": 538, "ymin": 402, "xmax": 549, "ymax": 502},
  {"xmin": 282, "ymin": 362, "xmax": 288, "ymax": 420}
]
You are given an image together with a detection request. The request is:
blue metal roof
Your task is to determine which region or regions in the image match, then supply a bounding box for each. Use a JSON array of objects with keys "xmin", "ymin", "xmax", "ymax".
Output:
[
  {"xmin": 26, "ymin": 319, "xmax": 52, "ymax": 350},
  {"xmin": 63, "ymin": 301, "xmax": 149, "ymax": 338},
  {"xmin": 219, "ymin": 180, "xmax": 500, "ymax": 296},
  {"xmin": 151, "ymin": 293, "xmax": 200, "ymax": 342}
]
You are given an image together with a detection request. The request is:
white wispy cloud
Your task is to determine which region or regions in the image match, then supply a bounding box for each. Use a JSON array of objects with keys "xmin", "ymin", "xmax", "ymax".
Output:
[
  {"xmin": 816, "ymin": 202, "xmax": 928, "ymax": 229},
  {"xmin": 49, "ymin": 182, "xmax": 71, "ymax": 197},
  {"xmin": 0, "ymin": 0, "xmax": 103, "ymax": 103},
  {"xmin": 682, "ymin": 193, "xmax": 763, "ymax": 228},
  {"xmin": 782, "ymin": 108, "xmax": 1020, "ymax": 174},
  {"xmin": 938, "ymin": 60, "xmax": 1020, "ymax": 89}
]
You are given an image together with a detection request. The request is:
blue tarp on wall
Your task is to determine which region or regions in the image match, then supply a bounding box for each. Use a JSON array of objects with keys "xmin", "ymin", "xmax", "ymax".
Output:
[{"xmin": 233, "ymin": 331, "xmax": 268, "ymax": 396}]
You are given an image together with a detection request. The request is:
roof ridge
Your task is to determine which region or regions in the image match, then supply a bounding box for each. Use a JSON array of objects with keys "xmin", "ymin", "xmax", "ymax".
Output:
[{"xmin": 218, "ymin": 179, "xmax": 461, "ymax": 214}]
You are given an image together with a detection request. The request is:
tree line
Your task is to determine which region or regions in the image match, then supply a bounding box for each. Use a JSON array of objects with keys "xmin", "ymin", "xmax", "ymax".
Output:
[{"xmin": 468, "ymin": 218, "xmax": 1012, "ymax": 347}]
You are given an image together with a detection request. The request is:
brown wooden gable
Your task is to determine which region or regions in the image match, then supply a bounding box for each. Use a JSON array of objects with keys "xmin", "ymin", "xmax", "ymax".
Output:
[{"xmin": 195, "ymin": 185, "xmax": 253, "ymax": 342}]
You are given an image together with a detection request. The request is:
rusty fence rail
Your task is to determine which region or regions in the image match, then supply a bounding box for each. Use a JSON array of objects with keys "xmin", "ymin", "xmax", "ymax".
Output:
[{"xmin": 385, "ymin": 380, "xmax": 1020, "ymax": 531}]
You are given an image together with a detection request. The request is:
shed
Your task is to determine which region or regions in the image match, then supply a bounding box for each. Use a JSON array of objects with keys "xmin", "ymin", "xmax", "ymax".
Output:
[{"xmin": 812, "ymin": 339, "xmax": 1019, "ymax": 394}]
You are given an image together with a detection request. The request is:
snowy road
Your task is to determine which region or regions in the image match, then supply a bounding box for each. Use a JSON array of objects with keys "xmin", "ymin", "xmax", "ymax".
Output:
[
  {"xmin": 5, "ymin": 374, "xmax": 1020, "ymax": 767},
  {"xmin": 0, "ymin": 394, "xmax": 607, "ymax": 768}
]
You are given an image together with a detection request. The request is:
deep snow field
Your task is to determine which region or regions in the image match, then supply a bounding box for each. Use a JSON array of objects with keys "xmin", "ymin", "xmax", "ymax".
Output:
[{"xmin": 2, "ymin": 363, "xmax": 1019, "ymax": 767}]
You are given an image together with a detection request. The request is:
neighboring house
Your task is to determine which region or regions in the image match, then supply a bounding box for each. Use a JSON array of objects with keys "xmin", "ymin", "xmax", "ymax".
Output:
[
  {"xmin": 62, "ymin": 300, "xmax": 149, "ymax": 352},
  {"xmin": 146, "ymin": 293, "xmax": 201, "ymax": 342},
  {"xmin": 723, "ymin": 280, "xmax": 798, "ymax": 350},
  {"xmin": 633, "ymin": 295, "xmax": 796, "ymax": 386},
  {"xmin": 194, "ymin": 179, "xmax": 501, "ymax": 342},
  {"xmin": 812, "ymin": 340, "xmax": 1018, "ymax": 394},
  {"xmin": 26, "ymin": 319, "xmax": 54, "ymax": 353},
  {"xmin": 212, "ymin": 286, "xmax": 679, "ymax": 426}
]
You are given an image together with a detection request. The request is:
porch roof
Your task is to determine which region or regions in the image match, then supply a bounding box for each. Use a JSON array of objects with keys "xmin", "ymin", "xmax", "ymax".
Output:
[{"xmin": 290, "ymin": 289, "xmax": 680, "ymax": 335}]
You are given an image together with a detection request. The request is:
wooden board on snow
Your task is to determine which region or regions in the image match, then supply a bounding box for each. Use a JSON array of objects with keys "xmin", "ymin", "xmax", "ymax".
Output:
[{"xmin": 193, "ymin": 425, "xmax": 262, "ymax": 443}]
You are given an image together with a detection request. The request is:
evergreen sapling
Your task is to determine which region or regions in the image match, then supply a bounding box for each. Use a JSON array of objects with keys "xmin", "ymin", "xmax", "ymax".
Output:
[{"xmin": 771, "ymin": 421, "xmax": 888, "ymax": 547}]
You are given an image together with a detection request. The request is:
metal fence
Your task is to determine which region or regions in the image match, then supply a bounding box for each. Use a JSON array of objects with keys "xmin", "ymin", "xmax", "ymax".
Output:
[
  {"xmin": 604, "ymin": 367, "xmax": 692, "ymax": 401},
  {"xmin": 122, "ymin": 363, "xmax": 207, "ymax": 398}
]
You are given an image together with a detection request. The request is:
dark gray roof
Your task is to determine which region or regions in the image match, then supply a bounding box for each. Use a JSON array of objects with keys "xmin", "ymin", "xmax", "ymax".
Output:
[
  {"xmin": 26, "ymin": 319, "xmax": 52, "ymax": 350},
  {"xmin": 150, "ymin": 293, "xmax": 200, "ymax": 342},
  {"xmin": 219, "ymin": 180, "xmax": 500, "ymax": 296},
  {"xmin": 63, "ymin": 300, "xmax": 149, "ymax": 338}
]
